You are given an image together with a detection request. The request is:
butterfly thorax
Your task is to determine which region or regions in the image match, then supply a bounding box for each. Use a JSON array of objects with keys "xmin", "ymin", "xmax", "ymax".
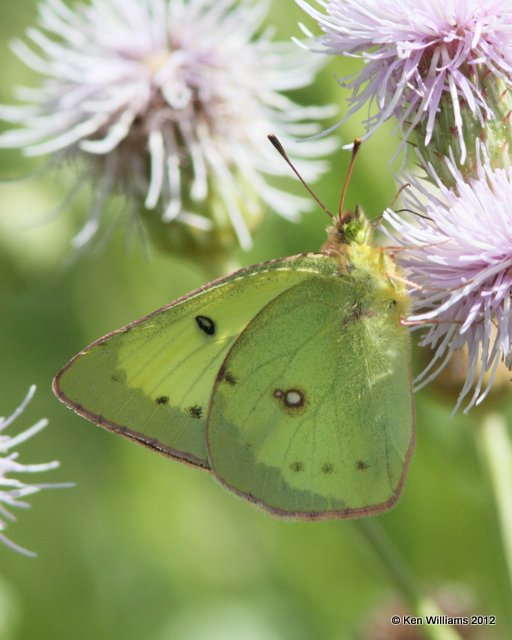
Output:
[{"xmin": 322, "ymin": 206, "xmax": 410, "ymax": 318}]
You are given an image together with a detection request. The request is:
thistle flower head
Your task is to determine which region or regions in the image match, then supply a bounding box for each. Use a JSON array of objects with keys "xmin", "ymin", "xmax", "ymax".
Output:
[
  {"xmin": 0, "ymin": 0, "xmax": 333, "ymax": 251},
  {"xmin": 384, "ymin": 150, "xmax": 512, "ymax": 412},
  {"xmin": 297, "ymin": 0, "xmax": 512, "ymax": 166},
  {"xmin": 1, "ymin": 386, "xmax": 66, "ymax": 556}
]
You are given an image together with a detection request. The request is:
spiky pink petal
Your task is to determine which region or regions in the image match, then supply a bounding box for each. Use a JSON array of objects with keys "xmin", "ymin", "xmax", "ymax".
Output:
[{"xmin": 384, "ymin": 150, "xmax": 512, "ymax": 411}]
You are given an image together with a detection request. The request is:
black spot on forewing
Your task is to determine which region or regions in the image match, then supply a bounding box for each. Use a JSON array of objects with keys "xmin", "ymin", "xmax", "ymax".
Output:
[
  {"xmin": 290, "ymin": 461, "xmax": 304, "ymax": 473},
  {"xmin": 195, "ymin": 315, "xmax": 216, "ymax": 336},
  {"xmin": 156, "ymin": 396, "xmax": 169, "ymax": 405},
  {"xmin": 321, "ymin": 463, "xmax": 334, "ymax": 475},
  {"xmin": 187, "ymin": 405, "xmax": 203, "ymax": 419},
  {"xmin": 111, "ymin": 370, "xmax": 127, "ymax": 383},
  {"xmin": 356, "ymin": 460, "xmax": 369, "ymax": 471}
]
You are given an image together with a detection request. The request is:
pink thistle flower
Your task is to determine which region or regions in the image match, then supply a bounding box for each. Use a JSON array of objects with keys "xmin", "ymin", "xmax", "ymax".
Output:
[
  {"xmin": 0, "ymin": 386, "xmax": 71, "ymax": 556},
  {"xmin": 383, "ymin": 150, "xmax": 512, "ymax": 412},
  {"xmin": 0, "ymin": 0, "xmax": 334, "ymax": 250},
  {"xmin": 297, "ymin": 0, "xmax": 512, "ymax": 163}
]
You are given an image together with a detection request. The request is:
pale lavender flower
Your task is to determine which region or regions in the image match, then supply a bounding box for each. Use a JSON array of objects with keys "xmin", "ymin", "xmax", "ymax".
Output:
[
  {"xmin": 384, "ymin": 151, "xmax": 512, "ymax": 412},
  {"xmin": 297, "ymin": 0, "xmax": 512, "ymax": 162},
  {"xmin": 0, "ymin": 0, "xmax": 334, "ymax": 249},
  {"xmin": 1, "ymin": 386, "xmax": 67, "ymax": 556}
]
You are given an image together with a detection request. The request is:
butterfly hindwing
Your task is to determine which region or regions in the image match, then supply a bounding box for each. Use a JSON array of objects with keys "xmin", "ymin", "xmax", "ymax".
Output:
[
  {"xmin": 54, "ymin": 255, "xmax": 333, "ymax": 468},
  {"xmin": 207, "ymin": 256, "xmax": 414, "ymax": 518}
]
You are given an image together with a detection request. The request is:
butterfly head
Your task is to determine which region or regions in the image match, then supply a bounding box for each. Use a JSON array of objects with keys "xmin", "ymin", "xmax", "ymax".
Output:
[
  {"xmin": 322, "ymin": 204, "xmax": 373, "ymax": 255},
  {"xmin": 338, "ymin": 204, "xmax": 372, "ymax": 245}
]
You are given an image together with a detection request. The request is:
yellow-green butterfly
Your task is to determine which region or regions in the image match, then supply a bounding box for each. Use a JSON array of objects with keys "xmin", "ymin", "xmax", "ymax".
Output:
[{"xmin": 53, "ymin": 137, "xmax": 415, "ymax": 520}]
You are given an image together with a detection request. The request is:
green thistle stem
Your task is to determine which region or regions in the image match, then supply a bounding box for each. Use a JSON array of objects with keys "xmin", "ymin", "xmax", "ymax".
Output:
[
  {"xmin": 475, "ymin": 413, "xmax": 512, "ymax": 602},
  {"xmin": 352, "ymin": 519, "xmax": 464, "ymax": 640}
]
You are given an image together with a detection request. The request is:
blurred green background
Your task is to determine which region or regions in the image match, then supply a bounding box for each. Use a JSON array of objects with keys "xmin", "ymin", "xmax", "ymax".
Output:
[{"xmin": 1, "ymin": 1, "xmax": 511, "ymax": 639}]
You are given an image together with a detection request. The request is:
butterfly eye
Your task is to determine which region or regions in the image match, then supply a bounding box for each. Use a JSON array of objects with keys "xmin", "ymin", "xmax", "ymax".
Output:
[{"xmin": 387, "ymin": 299, "xmax": 398, "ymax": 310}]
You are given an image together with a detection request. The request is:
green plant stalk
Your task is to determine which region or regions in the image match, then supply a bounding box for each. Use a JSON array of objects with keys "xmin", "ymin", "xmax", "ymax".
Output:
[
  {"xmin": 352, "ymin": 519, "xmax": 464, "ymax": 640},
  {"xmin": 476, "ymin": 413, "xmax": 512, "ymax": 600}
]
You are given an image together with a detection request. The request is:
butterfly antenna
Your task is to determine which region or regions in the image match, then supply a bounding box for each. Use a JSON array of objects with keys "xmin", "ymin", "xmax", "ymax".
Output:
[
  {"xmin": 267, "ymin": 134, "xmax": 336, "ymax": 222},
  {"xmin": 338, "ymin": 138, "xmax": 361, "ymax": 223}
]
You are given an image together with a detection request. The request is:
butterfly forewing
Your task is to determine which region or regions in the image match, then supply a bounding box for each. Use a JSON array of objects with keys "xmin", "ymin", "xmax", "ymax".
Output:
[
  {"xmin": 54, "ymin": 256, "xmax": 331, "ymax": 468},
  {"xmin": 207, "ymin": 258, "xmax": 414, "ymax": 518}
]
